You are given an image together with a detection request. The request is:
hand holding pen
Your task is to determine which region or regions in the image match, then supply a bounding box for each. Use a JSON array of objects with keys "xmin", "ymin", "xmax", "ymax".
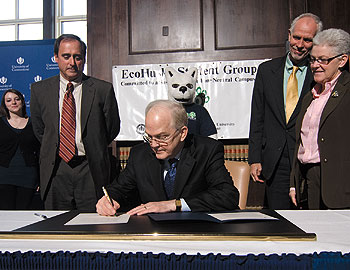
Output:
[
  {"xmin": 101, "ymin": 186, "xmax": 119, "ymax": 216},
  {"xmin": 34, "ymin": 213, "xmax": 48, "ymax": 220}
]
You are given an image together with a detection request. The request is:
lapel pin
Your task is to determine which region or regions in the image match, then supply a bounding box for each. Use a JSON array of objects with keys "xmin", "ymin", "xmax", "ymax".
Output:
[{"xmin": 331, "ymin": 91, "xmax": 339, "ymax": 98}]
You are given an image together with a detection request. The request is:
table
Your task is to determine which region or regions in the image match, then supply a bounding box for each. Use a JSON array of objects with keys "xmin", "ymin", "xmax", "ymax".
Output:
[
  {"xmin": 1, "ymin": 210, "xmax": 350, "ymax": 269},
  {"xmin": 0, "ymin": 210, "xmax": 349, "ymax": 255}
]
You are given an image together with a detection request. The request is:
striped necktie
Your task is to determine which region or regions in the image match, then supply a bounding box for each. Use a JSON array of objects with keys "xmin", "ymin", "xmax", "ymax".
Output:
[
  {"xmin": 285, "ymin": 66, "xmax": 299, "ymax": 123},
  {"xmin": 59, "ymin": 82, "xmax": 76, "ymax": 163}
]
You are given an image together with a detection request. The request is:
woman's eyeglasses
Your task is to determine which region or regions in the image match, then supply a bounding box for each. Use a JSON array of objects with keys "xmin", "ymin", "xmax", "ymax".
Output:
[{"xmin": 310, "ymin": 53, "xmax": 344, "ymax": 65}]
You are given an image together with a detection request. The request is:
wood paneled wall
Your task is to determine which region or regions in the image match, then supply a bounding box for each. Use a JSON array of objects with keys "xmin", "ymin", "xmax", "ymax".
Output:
[
  {"xmin": 129, "ymin": 0, "xmax": 203, "ymax": 53},
  {"xmin": 88, "ymin": 0, "xmax": 350, "ymax": 81},
  {"xmin": 87, "ymin": 0, "xmax": 349, "ymax": 82},
  {"xmin": 86, "ymin": 0, "xmax": 350, "ymax": 207}
]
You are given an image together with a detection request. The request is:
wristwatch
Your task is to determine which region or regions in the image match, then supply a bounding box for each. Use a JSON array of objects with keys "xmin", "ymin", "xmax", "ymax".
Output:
[{"xmin": 175, "ymin": 199, "xmax": 182, "ymax": 212}]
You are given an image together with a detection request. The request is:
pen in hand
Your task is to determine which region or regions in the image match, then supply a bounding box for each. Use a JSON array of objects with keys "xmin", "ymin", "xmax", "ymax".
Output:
[
  {"xmin": 34, "ymin": 213, "xmax": 48, "ymax": 220},
  {"xmin": 102, "ymin": 186, "xmax": 118, "ymax": 217}
]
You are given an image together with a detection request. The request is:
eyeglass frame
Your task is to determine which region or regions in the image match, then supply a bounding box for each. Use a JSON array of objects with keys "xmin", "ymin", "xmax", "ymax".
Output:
[
  {"xmin": 309, "ymin": 53, "xmax": 344, "ymax": 65},
  {"xmin": 143, "ymin": 128, "xmax": 181, "ymax": 145}
]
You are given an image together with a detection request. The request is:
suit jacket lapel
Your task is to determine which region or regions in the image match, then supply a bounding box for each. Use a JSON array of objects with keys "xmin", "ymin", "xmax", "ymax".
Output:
[
  {"xmin": 50, "ymin": 76, "xmax": 60, "ymax": 135},
  {"xmin": 300, "ymin": 67, "xmax": 314, "ymax": 98},
  {"xmin": 271, "ymin": 57, "xmax": 286, "ymax": 125},
  {"xmin": 146, "ymin": 149, "xmax": 168, "ymax": 200},
  {"xmin": 320, "ymin": 72, "xmax": 350, "ymax": 128},
  {"xmin": 295, "ymin": 91, "xmax": 313, "ymax": 142},
  {"xmin": 287, "ymin": 66, "xmax": 314, "ymax": 125},
  {"xmin": 173, "ymin": 141, "xmax": 196, "ymax": 198},
  {"xmin": 81, "ymin": 75, "xmax": 95, "ymax": 133}
]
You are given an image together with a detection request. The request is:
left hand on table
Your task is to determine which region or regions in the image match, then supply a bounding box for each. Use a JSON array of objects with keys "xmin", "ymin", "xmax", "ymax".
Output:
[{"xmin": 127, "ymin": 200, "xmax": 176, "ymax": 216}]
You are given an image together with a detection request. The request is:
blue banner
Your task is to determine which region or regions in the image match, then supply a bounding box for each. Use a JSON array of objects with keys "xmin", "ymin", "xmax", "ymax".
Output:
[{"xmin": 0, "ymin": 39, "xmax": 59, "ymax": 115}]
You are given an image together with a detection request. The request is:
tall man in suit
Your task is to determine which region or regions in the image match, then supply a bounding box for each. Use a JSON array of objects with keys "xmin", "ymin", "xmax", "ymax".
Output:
[
  {"xmin": 96, "ymin": 100, "xmax": 239, "ymax": 216},
  {"xmin": 248, "ymin": 13, "xmax": 322, "ymax": 209},
  {"xmin": 31, "ymin": 34, "xmax": 120, "ymax": 211}
]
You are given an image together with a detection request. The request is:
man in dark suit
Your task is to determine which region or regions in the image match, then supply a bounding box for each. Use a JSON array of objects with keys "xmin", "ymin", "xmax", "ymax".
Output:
[
  {"xmin": 248, "ymin": 13, "xmax": 322, "ymax": 209},
  {"xmin": 96, "ymin": 100, "xmax": 239, "ymax": 215},
  {"xmin": 31, "ymin": 34, "xmax": 120, "ymax": 211}
]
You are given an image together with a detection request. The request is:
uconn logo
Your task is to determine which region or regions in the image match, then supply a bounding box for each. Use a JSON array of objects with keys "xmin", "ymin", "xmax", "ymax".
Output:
[
  {"xmin": 16, "ymin": 57, "xmax": 25, "ymax": 65},
  {"xmin": 12, "ymin": 57, "xmax": 30, "ymax": 71},
  {"xmin": 136, "ymin": 124, "xmax": 145, "ymax": 135},
  {"xmin": 0, "ymin": 76, "xmax": 7, "ymax": 84},
  {"xmin": 0, "ymin": 76, "xmax": 12, "ymax": 89},
  {"xmin": 46, "ymin": 55, "xmax": 59, "ymax": 70},
  {"xmin": 34, "ymin": 75, "xmax": 42, "ymax": 82}
]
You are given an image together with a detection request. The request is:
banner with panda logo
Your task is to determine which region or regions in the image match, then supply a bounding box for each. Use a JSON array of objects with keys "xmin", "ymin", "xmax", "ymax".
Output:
[
  {"xmin": 0, "ymin": 39, "xmax": 59, "ymax": 115},
  {"xmin": 112, "ymin": 59, "xmax": 267, "ymax": 140}
]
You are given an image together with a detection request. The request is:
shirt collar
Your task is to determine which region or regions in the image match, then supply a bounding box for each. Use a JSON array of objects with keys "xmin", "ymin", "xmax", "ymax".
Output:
[
  {"xmin": 312, "ymin": 72, "xmax": 341, "ymax": 98},
  {"xmin": 59, "ymin": 74, "xmax": 82, "ymax": 90},
  {"xmin": 168, "ymin": 149, "xmax": 182, "ymax": 162},
  {"xmin": 285, "ymin": 53, "xmax": 308, "ymax": 72},
  {"xmin": 163, "ymin": 148, "xmax": 182, "ymax": 169}
]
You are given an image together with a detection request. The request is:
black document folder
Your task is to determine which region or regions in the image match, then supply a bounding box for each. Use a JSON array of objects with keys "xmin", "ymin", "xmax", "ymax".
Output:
[
  {"xmin": 148, "ymin": 211, "xmax": 277, "ymax": 223},
  {"xmin": 1, "ymin": 209, "xmax": 316, "ymax": 241}
]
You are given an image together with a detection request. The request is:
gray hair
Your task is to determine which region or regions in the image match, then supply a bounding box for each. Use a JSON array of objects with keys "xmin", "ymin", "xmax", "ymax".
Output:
[
  {"xmin": 145, "ymin": 100, "xmax": 188, "ymax": 129},
  {"xmin": 290, "ymin": 13, "xmax": 323, "ymax": 34},
  {"xmin": 313, "ymin": 28, "xmax": 350, "ymax": 55}
]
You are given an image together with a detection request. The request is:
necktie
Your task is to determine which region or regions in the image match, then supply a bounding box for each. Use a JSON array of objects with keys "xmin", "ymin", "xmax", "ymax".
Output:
[
  {"xmin": 59, "ymin": 82, "xmax": 76, "ymax": 163},
  {"xmin": 285, "ymin": 66, "xmax": 299, "ymax": 123},
  {"xmin": 164, "ymin": 158, "xmax": 178, "ymax": 199}
]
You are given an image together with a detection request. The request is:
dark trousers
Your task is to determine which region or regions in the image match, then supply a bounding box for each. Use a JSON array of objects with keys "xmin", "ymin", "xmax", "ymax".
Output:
[
  {"xmin": 0, "ymin": 184, "xmax": 35, "ymax": 210},
  {"xmin": 265, "ymin": 145, "xmax": 293, "ymax": 210},
  {"xmin": 44, "ymin": 156, "xmax": 97, "ymax": 212},
  {"xmin": 300, "ymin": 162, "xmax": 326, "ymax": 210}
]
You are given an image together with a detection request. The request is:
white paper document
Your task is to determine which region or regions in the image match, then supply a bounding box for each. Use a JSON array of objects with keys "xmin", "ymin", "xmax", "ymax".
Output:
[
  {"xmin": 64, "ymin": 213, "xmax": 130, "ymax": 225},
  {"xmin": 208, "ymin": 212, "xmax": 278, "ymax": 222}
]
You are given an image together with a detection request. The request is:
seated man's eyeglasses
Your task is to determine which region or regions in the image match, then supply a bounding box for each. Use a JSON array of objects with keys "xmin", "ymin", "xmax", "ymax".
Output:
[
  {"xmin": 143, "ymin": 129, "xmax": 180, "ymax": 145},
  {"xmin": 310, "ymin": 53, "xmax": 344, "ymax": 65}
]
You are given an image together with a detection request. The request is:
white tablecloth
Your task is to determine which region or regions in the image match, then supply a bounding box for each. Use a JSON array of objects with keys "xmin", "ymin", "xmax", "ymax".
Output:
[{"xmin": 1, "ymin": 210, "xmax": 349, "ymax": 255}]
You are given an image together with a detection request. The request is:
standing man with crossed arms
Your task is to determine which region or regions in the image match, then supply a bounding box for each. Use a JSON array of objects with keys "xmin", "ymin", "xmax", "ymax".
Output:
[
  {"xmin": 31, "ymin": 34, "xmax": 120, "ymax": 211},
  {"xmin": 248, "ymin": 13, "xmax": 322, "ymax": 209}
]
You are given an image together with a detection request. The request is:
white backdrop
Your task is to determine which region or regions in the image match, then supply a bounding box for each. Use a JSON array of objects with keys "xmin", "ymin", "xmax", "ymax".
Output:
[{"xmin": 112, "ymin": 59, "xmax": 267, "ymax": 140}]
